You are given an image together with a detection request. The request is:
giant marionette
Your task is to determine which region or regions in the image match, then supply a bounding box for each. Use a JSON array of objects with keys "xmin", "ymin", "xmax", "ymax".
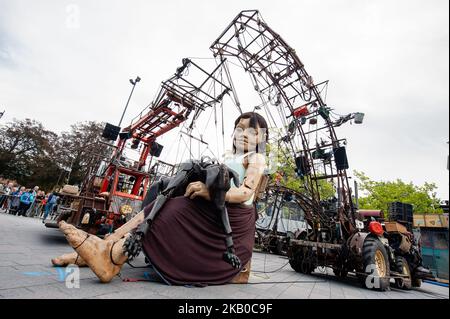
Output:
[{"xmin": 52, "ymin": 112, "xmax": 269, "ymax": 285}]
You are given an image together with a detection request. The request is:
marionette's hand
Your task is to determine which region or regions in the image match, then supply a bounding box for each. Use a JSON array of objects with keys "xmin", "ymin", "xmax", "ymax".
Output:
[
  {"xmin": 223, "ymin": 249, "xmax": 241, "ymax": 269},
  {"xmin": 184, "ymin": 181, "xmax": 211, "ymax": 201},
  {"xmin": 123, "ymin": 231, "xmax": 144, "ymax": 261}
]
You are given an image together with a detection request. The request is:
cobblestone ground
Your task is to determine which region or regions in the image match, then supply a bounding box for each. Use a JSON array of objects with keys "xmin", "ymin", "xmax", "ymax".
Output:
[{"xmin": 0, "ymin": 212, "xmax": 448, "ymax": 299}]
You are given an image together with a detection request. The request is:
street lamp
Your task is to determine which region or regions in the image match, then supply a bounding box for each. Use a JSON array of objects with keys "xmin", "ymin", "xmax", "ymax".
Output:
[
  {"xmin": 66, "ymin": 156, "xmax": 76, "ymax": 185},
  {"xmin": 118, "ymin": 76, "xmax": 141, "ymax": 127}
]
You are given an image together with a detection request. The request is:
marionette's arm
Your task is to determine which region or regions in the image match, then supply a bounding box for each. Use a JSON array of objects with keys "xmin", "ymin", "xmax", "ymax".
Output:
[
  {"xmin": 224, "ymin": 153, "xmax": 266, "ymax": 204},
  {"xmin": 184, "ymin": 153, "xmax": 266, "ymax": 203}
]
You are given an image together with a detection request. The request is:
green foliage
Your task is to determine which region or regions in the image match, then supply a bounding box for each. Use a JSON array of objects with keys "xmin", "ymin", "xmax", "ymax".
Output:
[
  {"xmin": 269, "ymin": 144, "xmax": 335, "ymax": 199},
  {"xmin": 354, "ymin": 170, "xmax": 443, "ymax": 214},
  {"xmin": 55, "ymin": 121, "xmax": 107, "ymax": 186},
  {"xmin": 0, "ymin": 119, "xmax": 107, "ymax": 191},
  {"xmin": 317, "ymin": 178, "xmax": 335, "ymax": 199},
  {"xmin": 0, "ymin": 118, "xmax": 60, "ymax": 189}
]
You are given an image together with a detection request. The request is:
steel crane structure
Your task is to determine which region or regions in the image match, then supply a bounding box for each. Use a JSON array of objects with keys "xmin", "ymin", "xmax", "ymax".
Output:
[
  {"xmin": 56, "ymin": 58, "xmax": 231, "ymax": 235},
  {"xmin": 210, "ymin": 10, "xmax": 358, "ymax": 239}
]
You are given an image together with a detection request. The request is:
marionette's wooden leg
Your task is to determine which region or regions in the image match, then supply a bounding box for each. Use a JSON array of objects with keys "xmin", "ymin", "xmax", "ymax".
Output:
[
  {"xmin": 59, "ymin": 221, "xmax": 128, "ymax": 283},
  {"xmin": 52, "ymin": 252, "xmax": 87, "ymax": 267},
  {"xmin": 51, "ymin": 211, "xmax": 145, "ymax": 267},
  {"xmin": 230, "ymin": 260, "xmax": 251, "ymax": 284},
  {"xmin": 106, "ymin": 211, "xmax": 145, "ymax": 241}
]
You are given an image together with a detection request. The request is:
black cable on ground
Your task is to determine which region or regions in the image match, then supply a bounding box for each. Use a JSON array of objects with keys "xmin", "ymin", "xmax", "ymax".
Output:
[{"xmin": 252, "ymin": 260, "xmax": 291, "ymax": 273}]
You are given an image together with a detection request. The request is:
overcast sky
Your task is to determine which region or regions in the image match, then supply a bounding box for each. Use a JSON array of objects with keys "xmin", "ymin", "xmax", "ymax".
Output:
[{"xmin": 0, "ymin": 0, "xmax": 448, "ymax": 199}]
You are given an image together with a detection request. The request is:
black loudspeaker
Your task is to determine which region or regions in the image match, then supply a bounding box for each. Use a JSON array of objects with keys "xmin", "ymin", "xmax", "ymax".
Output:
[
  {"xmin": 404, "ymin": 203, "xmax": 413, "ymax": 222},
  {"xmin": 334, "ymin": 146, "xmax": 349, "ymax": 170},
  {"xmin": 102, "ymin": 123, "xmax": 121, "ymax": 141},
  {"xmin": 295, "ymin": 155, "xmax": 310, "ymax": 176},
  {"xmin": 150, "ymin": 142, "xmax": 164, "ymax": 157},
  {"xmin": 388, "ymin": 202, "xmax": 404, "ymax": 221},
  {"xmin": 119, "ymin": 131, "xmax": 132, "ymax": 140}
]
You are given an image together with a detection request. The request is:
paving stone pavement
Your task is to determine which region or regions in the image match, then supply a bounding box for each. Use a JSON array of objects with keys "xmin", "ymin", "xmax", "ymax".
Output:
[{"xmin": 0, "ymin": 212, "xmax": 448, "ymax": 299}]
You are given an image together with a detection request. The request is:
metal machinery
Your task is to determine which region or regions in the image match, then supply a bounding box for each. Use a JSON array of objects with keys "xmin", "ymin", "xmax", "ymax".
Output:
[
  {"xmin": 210, "ymin": 10, "xmax": 419, "ymax": 290},
  {"xmin": 50, "ymin": 9, "xmax": 428, "ymax": 289},
  {"xmin": 53, "ymin": 58, "xmax": 231, "ymax": 235}
]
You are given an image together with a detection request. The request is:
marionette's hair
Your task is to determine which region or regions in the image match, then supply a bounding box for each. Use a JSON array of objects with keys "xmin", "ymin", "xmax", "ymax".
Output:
[{"xmin": 232, "ymin": 112, "xmax": 269, "ymax": 154}]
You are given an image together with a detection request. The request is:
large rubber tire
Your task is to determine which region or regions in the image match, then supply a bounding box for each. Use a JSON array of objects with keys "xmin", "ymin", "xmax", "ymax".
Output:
[
  {"xmin": 289, "ymin": 249, "xmax": 302, "ymax": 272},
  {"xmin": 394, "ymin": 256, "xmax": 412, "ymax": 290},
  {"xmin": 289, "ymin": 248, "xmax": 314, "ymax": 274},
  {"xmin": 361, "ymin": 237, "xmax": 390, "ymax": 291}
]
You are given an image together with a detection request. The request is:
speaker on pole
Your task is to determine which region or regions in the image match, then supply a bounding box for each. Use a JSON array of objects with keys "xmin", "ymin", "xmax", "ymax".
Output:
[
  {"xmin": 150, "ymin": 142, "xmax": 164, "ymax": 157},
  {"xmin": 102, "ymin": 123, "xmax": 121, "ymax": 141},
  {"xmin": 295, "ymin": 155, "xmax": 310, "ymax": 176},
  {"xmin": 334, "ymin": 146, "xmax": 349, "ymax": 170}
]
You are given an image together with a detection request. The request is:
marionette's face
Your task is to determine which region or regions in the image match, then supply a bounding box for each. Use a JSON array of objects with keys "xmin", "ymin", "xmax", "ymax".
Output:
[{"xmin": 233, "ymin": 118, "xmax": 265, "ymax": 153}]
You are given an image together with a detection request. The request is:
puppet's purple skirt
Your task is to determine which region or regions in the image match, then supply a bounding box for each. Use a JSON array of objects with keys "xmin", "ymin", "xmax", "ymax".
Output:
[{"xmin": 142, "ymin": 196, "xmax": 256, "ymax": 286}]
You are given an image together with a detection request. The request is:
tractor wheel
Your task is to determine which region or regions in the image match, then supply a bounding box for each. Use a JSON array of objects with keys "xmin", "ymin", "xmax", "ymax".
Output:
[
  {"xmin": 361, "ymin": 237, "xmax": 390, "ymax": 291},
  {"xmin": 394, "ymin": 256, "xmax": 412, "ymax": 290},
  {"xmin": 289, "ymin": 249, "xmax": 302, "ymax": 272},
  {"xmin": 289, "ymin": 248, "xmax": 314, "ymax": 274}
]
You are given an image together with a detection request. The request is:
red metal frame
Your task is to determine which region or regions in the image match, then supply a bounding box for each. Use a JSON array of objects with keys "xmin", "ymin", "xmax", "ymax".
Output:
[{"xmin": 82, "ymin": 58, "xmax": 230, "ymax": 224}]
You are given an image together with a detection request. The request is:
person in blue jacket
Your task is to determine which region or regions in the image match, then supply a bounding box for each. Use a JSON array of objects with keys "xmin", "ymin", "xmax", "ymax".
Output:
[
  {"xmin": 42, "ymin": 192, "xmax": 58, "ymax": 223},
  {"xmin": 18, "ymin": 189, "xmax": 34, "ymax": 216}
]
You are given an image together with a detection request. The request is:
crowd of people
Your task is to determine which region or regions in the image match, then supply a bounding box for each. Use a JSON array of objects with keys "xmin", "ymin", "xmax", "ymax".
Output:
[{"xmin": 0, "ymin": 180, "xmax": 60, "ymax": 223}]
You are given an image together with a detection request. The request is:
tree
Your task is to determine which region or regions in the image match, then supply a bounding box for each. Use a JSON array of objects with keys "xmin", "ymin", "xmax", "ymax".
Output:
[
  {"xmin": 0, "ymin": 119, "xmax": 109, "ymax": 190},
  {"xmin": 53, "ymin": 121, "xmax": 109, "ymax": 187},
  {"xmin": 0, "ymin": 118, "xmax": 60, "ymax": 189},
  {"xmin": 269, "ymin": 143, "xmax": 335, "ymax": 199},
  {"xmin": 353, "ymin": 170, "xmax": 442, "ymax": 214}
]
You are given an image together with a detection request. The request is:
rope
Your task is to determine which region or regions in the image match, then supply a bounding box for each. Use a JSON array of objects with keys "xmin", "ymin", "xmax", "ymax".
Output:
[
  {"xmin": 73, "ymin": 234, "xmax": 90, "ymax": 250},
  {"xmin": 110, "ymin": 240, "xmax": 124, "ymax": 266}
]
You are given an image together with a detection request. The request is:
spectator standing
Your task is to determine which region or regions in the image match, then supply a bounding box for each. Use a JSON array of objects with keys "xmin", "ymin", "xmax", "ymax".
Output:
[
  {"xmin": 9, "ymin": 186, "xmax": 24, "ymax": 215},
  {"xmin": 0, "ymin": 182, "xmax": 5, "ymax": 199},
  {"xmin": 29, "ymin": 190, "xmax": 45, "ymax": 217},
  {"xmin": 0, "ymin": 182, "xmax": 13, "ymax": 211},
  {"xmin": 39, "ymin": 195, "xmax": 48, "ymax": 218},
  {"xmin": 4, "ymin": 183, "xmax": 14, "ymax": 211},
  {"xmin": 42, "ymin": 192, "xmax": 58, "ymax": 223},
  {"xmin": 26, "ymin": 186, "xmax": 40, "ymax": 217},
  {"xmin": 18, "ymin": 189, "xmax": 34, "ymax": 216},
  {"xmin": 28, "ymin": 190, "xmax": 45, "ymax": 217}
]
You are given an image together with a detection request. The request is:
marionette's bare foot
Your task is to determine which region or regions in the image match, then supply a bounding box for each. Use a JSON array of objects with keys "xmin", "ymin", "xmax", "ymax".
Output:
[
  {"xmin": 52, "ymin": 211, "xmax": 144, "ymax": 270},
  {"xmin": 230, "ymin": 261, "xmax": 251, "ymax": 284},
  {"xmin": 51, "ymin": 252, "xmax": 86, "ymax": 267},
  {"xmin": 59, "ymin": 221, "xmax": 127, "ymax": 283},
  {"xmin": 51, "ymin": 232, "xmax": 124, "ymax": 267}
]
